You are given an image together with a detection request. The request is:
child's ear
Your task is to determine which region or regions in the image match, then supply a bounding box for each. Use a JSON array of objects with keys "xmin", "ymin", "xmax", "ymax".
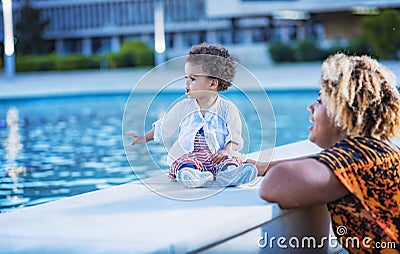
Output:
[{"xmin": 210, "ymin": 79, "xmax": 218, "ymax": 89}]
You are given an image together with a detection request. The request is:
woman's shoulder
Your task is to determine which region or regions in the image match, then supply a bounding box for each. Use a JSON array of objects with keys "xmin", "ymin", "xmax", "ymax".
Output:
[
  {"xmin": 313, "ymin": 136, "xmax": 400, "ymax": 169},
  {"xmin": 330, "ymin": 136, "xmax": 396, "ymax": 154}
]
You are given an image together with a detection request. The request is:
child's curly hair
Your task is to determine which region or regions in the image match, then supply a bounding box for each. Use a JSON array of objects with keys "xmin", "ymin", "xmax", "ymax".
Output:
[
  {"xmin": 186, "ymin": 42, "xmax": 237, "ymax": 92},
  {"xmin": 321, "ymin": 53, "xmax": 400, "ymax": 140}
]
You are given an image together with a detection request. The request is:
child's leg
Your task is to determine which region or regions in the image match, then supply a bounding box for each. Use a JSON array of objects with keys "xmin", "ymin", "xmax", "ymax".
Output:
[
  {"xmin": 215, "ymin": 158, "xmax": 257, "ymax": 187},
  {"xmin": 217, "ymin": 157, "xmax": 244, "ymax": 173},
  {"xmin": 176, "ymin": 168, "xmax": 213, "ymax": 188},
  {"xmin": 169, "ymin": 154, "xmax": 205, "ymax": 179},
  {"xmin": 171, "ymin": 154, "xmax": 214, "ymax": 188}
]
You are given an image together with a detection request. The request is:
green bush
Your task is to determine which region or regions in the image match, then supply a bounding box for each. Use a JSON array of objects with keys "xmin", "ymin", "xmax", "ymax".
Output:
[
  {"xmin": 294, "ymin": 38, "xmax": 324, "ymax": 61},
  {"xmin": 103, "ymin": 53, "xmax": 119, "ymax": 69},
  {"xmin": 323, "ymin": 45, "xmax": 345, "ymax": 58},
  {"xmin": 55, "ymin": 54, "xmax": 100, "ymax": 71},
  {"xmin": 324, "ymin": 37, "xmax": 372, "ymax": 58},
  {"xmin": 116, "ymin": 41, "xmax": 154, "ymax": 67},
  {"xmin": 13, "ymin": 40, "xmax": 154, "ymax": 72},
  {"xmin": 347, "ymin": 37, "xmax": 372, "ymax": 56},
  {"xmin": 16, "ymin": 54, "xmax": 56, "ymax": 72},
  {"xmin": 268, "ymin": 42, "xmax": 295, "ymax": 62},
  {"xmin": 15, "ymin": 54, "xmax": 103, "ymax": 72},
  {"xmin": 269, "ymin": 39, "xmax": 325, "ymax": 62}
]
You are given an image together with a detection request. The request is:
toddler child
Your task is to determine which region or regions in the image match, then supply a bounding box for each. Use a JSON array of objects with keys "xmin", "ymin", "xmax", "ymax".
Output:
[{"xmin": 129, "ymin": 42, "xmax": 257, "ymax": 188}]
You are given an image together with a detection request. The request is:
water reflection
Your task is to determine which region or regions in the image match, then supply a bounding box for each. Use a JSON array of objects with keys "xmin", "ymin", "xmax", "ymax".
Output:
[
  {"xmin": 0, "ymin": 92, "xmax": 315, "ymax": 212},
  {"xmin": 0, "ymin": 95, "xmax": 138, "ymax": 212},
  {"xmin": 3, "ymin": 107, "xmax": 28, "ymax": 209}
]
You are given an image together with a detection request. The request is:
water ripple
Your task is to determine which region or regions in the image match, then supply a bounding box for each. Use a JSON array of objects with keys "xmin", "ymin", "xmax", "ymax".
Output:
[{"xmin": 0, "ymin": 92, "xmax": 316, "ymax": 212}]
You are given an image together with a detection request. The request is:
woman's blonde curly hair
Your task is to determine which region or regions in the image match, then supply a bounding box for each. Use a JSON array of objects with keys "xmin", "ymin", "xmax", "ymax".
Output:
[
  {"xmin": 186, "ymin": 43, "xmax": 237, "ymax": 92},
  {"xmin": 321, "ymin": 53, "xmax": 400, "ymax": 140}
]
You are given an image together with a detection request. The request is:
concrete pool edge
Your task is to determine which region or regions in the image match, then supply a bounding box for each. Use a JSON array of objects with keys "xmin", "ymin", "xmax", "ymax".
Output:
[{"xmin": 0, "ymin": 139, "xmax": 343, "ymax": 253}]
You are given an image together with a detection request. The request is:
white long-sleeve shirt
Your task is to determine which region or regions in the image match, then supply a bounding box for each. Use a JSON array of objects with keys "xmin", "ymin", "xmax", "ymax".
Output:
[{"xmin": 153, "ymin": 96, "xmax": 244, "ymax": 165}]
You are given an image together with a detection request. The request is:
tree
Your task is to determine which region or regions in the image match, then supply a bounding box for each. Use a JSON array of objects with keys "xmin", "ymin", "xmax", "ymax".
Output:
[
  {"xmin": 361, "ymin": 9, "xmax": 400, "ymax": 59},
  {"xmin": 15, "ymin": 0, "xmax": 51, "ymax": 55}
]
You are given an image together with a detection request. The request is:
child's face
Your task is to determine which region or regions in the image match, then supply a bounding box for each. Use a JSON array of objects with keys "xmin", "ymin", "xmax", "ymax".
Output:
[{"xmin": 184, "ymin": 62, "xmax": 217, "ymax": 100}]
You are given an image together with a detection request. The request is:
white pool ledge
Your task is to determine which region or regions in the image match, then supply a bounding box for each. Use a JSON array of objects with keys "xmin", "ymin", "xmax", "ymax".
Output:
[{"xmin": 0, "ymin": 140, "xmax": 341, "ymax": 253}]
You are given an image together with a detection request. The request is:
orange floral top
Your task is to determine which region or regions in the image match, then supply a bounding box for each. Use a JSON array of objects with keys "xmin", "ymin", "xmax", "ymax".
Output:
[{"xmin": 312, "ymin": 137, "xmax": 400, "ymax": 254}]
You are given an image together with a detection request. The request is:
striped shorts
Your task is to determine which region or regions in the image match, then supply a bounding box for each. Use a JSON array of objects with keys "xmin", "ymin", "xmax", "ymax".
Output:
[{"xmin": 169, "ymin": 128, "xmax": 243, "ymax": 179}]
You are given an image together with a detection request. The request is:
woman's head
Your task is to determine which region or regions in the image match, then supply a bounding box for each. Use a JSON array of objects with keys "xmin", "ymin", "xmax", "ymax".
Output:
[
  {"xmin": 186, "ymin": 43, "xmax": 237, "ymax": 92},
  {"xmin": 320, "ymin": 53, "xmax": 400, "ymax": 140}
]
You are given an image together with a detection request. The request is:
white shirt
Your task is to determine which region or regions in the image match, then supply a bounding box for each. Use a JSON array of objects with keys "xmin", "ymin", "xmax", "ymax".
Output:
[{"xmin": 153, "ymin": 96, "xmax": 244, "ymax": 165}]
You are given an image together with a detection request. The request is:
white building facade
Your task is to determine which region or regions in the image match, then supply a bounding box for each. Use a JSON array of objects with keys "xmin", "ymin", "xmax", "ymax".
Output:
[{"xmin": 1, "ymin": 0, "xmax": 400, "ymax": 58}]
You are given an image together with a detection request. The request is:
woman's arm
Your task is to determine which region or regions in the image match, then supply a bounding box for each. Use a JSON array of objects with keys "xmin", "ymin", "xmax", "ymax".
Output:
[
  {"xmin": 259, "ymin": 158, "xmax": 349, "ymax": 209},
  {"xmin": 246, "ymin": 156, "xmax": 310, "ymax": 176}
]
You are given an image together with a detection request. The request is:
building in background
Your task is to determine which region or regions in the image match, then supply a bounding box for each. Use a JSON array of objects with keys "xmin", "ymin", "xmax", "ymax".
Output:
[{"xmin": 1, "ymin": 0, "xmax": 400, "ymax": 64}]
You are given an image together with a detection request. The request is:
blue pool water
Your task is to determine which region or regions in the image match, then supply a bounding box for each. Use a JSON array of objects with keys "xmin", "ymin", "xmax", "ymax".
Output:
[{"xmin": 0, "ymin": 90, "xmax": 318, "ymax": 212}]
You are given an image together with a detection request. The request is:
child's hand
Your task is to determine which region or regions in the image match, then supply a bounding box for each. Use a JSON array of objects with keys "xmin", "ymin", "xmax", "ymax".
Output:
[
  {"xmin": 211, "ymin": 149, "xmax": 229, "ymax": 164},
  {"xmin": 128, "ymin": 133, "xmax": 146, "ymax": 146}
]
